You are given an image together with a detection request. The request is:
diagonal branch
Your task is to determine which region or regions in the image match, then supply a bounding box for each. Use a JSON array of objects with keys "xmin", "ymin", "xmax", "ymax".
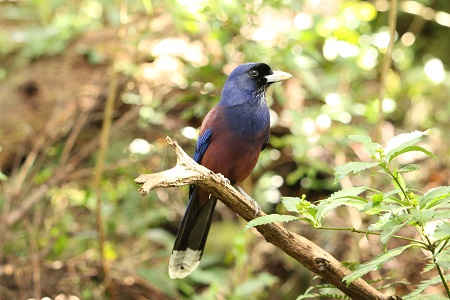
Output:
[{"xmin": 135, "ymin": 137, "xmax": 399, "ymax": 300}]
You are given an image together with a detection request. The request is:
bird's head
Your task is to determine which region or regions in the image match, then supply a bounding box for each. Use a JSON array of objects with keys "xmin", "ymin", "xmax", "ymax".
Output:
[{"xmin": 220, "ymin": 62, "xmax": 292, "ymax": 107}]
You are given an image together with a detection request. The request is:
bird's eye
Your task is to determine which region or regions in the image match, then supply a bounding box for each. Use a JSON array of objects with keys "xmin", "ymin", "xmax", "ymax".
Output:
[{"xmin": 249, "ymin": 70, "xmax": 259, "ymax": 77}]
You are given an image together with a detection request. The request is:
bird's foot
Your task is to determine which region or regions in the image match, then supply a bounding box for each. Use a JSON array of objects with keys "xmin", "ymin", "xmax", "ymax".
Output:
[
  {"xmin": 234, "ymin": 185, "xmax": 261, "ymax": 216},
  {"xmin": 217, "ymin": 173, "xmax": 230, "ymax": 186}
]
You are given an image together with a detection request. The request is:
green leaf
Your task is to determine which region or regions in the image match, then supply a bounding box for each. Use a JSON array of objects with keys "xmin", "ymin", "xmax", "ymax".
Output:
[
  {"xmin": 281, "ymin": 197, "xmax": 319, "ymax": 226},
  {"xmin": 398, "ymin": 164, "xmax": 420, "ymax": 173},
  {"xmin": 367, "ymin": 213, "xmax": 392, "ymax": 231},
  {"xmin": 349, "ymin": 135, "xmax": 381, "ymax": 156},
  {"xmin": 367, "ymin": 213, "xmax": 410, "ymax": 243},
  {"xmin": 432, "ymin": 221, "xmax": 450, "ymax": 240},
  {"xmin": 282, "ymin": 197, "xmax": 302, "ymax": 213},
  {"xmin": 384, "ymin": 130, "xmax": 431, "ymax": 162},
  {"xmin": 419, "ymin": 186, "xmax": 450, "ymax": 209},
  {"xmin": 334, "ymin": 162, "xmax": 379, "ymax": 183},
  {"xmin": 404, "ymin": 274, "xmax": 450, "ymax": 299},
  {"xmin": 343, "ymin": 244, "xmax": 413, "ymax": 285},
  {"xmin": 327, "ymin": 186, "xmax": 372, "ymax": 201},
  {"xmin": 363, "ymin": 203, "xmax": 385, "ymax": 215},
  {"xmin": 435, "ymin": 250, "xmax": 450, "ymax": 271},
  {"xmin": 315, "ymin": 187, "xmax": 369, "ymax": 224},
  {"xmin": 410, "ymin": 208, "xmax": 437, "ymax": 225},
  {"xmin": 244, "ymin": 214, "xmax": 298, "ymax": 231},
  {"xmin": 379, "ymin": 218, "xmax": 410, "ymax": 244},
  {"xmin": 387, "ymin": 146, "xmax": 437, "ymax": 163},
  {"xmin": 405, "ymin": 295, "xmax": 449, "ymax": 300},
  {"xmin": 391, "ymin": 169, "xmax": 407, "ymax": 200}
]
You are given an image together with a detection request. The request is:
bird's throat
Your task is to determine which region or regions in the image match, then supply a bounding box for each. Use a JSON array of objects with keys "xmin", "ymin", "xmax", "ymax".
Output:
[{"xmin": 224, "ymin": 102, "xmax": 270, "ymax": 140}]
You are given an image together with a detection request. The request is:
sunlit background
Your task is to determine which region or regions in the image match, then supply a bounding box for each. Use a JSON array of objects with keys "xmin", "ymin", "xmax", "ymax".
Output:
[{"xmin": 1, "ymin": 0, "xmax": 449, "ymax": 299}]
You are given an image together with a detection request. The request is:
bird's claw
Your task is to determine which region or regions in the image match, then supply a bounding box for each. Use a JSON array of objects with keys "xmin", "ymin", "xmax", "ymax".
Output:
[
  {"xmin": 234, "ymin": 185, "xmax": 261, "ymax": 217},
  {"xmin": 217, "ymin": 173, "xmax": 230, "ymax": 186},
  {"xmin": 249, "ymin": 198, "xmax": 261, "ymax": 216}
]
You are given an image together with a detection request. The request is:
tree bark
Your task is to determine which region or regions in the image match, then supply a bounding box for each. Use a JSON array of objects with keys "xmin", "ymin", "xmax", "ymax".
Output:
[{"xmin": 135, "ymin": 137, "xmax": 400, "ymax": 300}]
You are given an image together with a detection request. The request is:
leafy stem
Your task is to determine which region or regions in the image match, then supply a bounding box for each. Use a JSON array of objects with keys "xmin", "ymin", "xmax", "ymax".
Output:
[
  {"xmin": 434, "ymin": 255, "xmax": 450, "ymax": 298},
  {"xmin": 383, "ymin": 163, "xmax": 436, "ymax": 248},
  {"xmin": 317, "ymin": 226, "xmax": 427, "ymax": 247},
  {"xmin": 251, "ymin": 130, "xmax": 449, "ymax": 297},
  {"xmin": 437, "ymin": 238, "xmax": 450, "ymax": 254},
  {"xmin": 384, "ymin": 165, "xmax": 411, "ymax": 204},
  {"xmin": 433, "ymin": 238, "xmax": 450, "ymax": 298}
]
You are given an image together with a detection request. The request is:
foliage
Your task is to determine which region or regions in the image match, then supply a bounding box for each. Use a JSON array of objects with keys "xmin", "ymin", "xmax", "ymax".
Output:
[
  {"xmin": 247, "ymin": 130, "xmax": 450, "ymax": 298},
  {"xmin": 1, "ymin": 0, "xmax": 450, "ymax": 299}
]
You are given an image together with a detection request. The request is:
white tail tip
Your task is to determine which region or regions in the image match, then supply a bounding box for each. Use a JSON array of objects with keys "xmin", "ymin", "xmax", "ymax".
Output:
[{"xmin": 169, "ymin": 248, "xmax": 202, "ymax": 279}]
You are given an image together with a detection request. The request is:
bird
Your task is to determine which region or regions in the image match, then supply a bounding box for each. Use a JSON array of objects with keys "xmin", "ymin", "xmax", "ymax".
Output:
[{"xmin": 169, "ymin": 62, "xmax": 292, "ymax": 279}]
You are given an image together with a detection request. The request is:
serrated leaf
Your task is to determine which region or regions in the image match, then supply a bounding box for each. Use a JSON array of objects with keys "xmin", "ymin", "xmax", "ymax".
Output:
[
  {"xmin": 349, "ymin": 135, "xmax": 381, "ymax": 156},
  {"xmin": 432, "ymin": 221, "xmax": 450, "ymax": 240},
  {"xmin": 334, "ymin": 162, "xmax": 379, "ymax": 183},
  {"xmin": 404, "ymin": 274, "xmax": 450, "ymax": 299},
  {"xmin": 281, "ymin": 197, "xmax": 301, "ymax": 213},
  {"xmin": 367, "ymin": 213, "xmax": 410, "ymax": 243},
  {"xmin": 363, "ymin": 203, "xmax": 385, "ymax": 215},
  {"xmin": 384, "ymin": 130, "xmax": 430, "ymax": 162},
  {"xmin": 380, "ymin": 218, "xmax": 410, "ymax": 244},
  {"xmin": 398, "ymin": 164, "xmax": 420, "ymax": 173},
  {"xmin": 297, "ymin": 292, "xmax": 349, "ymax": 300},
  {"xmin": 315, "ymin": 187, "xmax": 369, "ymax": 223},
  {"xmin": 428, "ymin": 210, "xmax": 450, "ymax": 222},
  {"xmin": 406, "ymin": 295, "xmax": 449, "ymax": 300},
  {"xmin": 419, "ymin": 186, "xmax": 450, "ymax": 209},
  {"xmin": 435, "ymin": 250, "xmax": 450, "ymax": 271},
  {"xmin": 343, "ymin": 244, "xmax": 413, "ymax": 285},
  {"xmin": 328, "ymin": 186, "xmax": 371, "ymax": 201},
  {"xmin": 316, "ymin": 197, "xmax": 367, "ymax": 225},
  {"xmin": 367, "ymin": 213, "xmax": 392, "ymax": 231},
  {"xmin": 388, "ymin": 146, "xmax": 437, "ymax": 163},
  {"xmin": 244, "ymin": 214, "xmax": 298, "ymax": 231},
  {"xmin": 410, "ymin": 208, "xmax": 436, "ymax": 225}
]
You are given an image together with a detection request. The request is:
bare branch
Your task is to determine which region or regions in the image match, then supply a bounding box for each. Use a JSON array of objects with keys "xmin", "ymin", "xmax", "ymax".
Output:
[{"xmin": 135, "ymin": 137, "xmax": 399, "ymax": 300}]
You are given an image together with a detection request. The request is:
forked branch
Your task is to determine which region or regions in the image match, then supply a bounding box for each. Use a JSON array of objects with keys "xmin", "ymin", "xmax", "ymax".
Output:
[{"xmin": 135, "ymin": 137, "xmax": 398, "ymax": 300}]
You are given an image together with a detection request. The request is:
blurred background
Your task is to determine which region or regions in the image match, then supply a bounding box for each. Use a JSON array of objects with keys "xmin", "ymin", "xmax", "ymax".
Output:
[{"xmin": 0, "ymin": 0, "xmax": 449, "ymax": 299}]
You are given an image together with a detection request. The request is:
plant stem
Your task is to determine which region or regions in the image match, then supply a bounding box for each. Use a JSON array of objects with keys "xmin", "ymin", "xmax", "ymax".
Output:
[
  {"xmin": 317, "ymin": 226, "xmax": 427, "ymax": 246},
  {"xmin": 93, "ymin": 61, "xmax": 118, "ymax": 298},
  {"xmin": 434, "ymin": 256, "xmax": 450, "ymax": 298},
  {"xmin": 385, "ymin": 161, "xmax": 449, "ymax": 297},
  {"xmin": 437, "ymin": 239, "xmax": 450, "ymax": 254},
  {"xmin": 386, "ymin": 169, "xmax": 411, "ymax": 203}
]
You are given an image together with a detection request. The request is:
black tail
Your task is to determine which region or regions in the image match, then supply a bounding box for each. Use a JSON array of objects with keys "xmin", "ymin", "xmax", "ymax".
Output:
[{"xmin": 169, "ymin": 186, "xmax": 217, "ymax": 279}]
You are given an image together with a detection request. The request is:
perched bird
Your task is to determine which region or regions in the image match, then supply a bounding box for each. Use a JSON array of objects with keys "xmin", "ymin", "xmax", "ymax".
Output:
[{"xmin": 169, "ymin": 62, "xmax": 292, "ymax": 279}]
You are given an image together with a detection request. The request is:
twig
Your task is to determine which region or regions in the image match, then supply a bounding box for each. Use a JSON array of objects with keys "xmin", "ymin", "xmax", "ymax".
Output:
[
  {"xmin": 135, "ymin": 137, "xmax": 399, "ymax": 300},
  {"xmin": 318, "ymin": 226, "xmax": 427, "ymax": 246},
  {"xmin": 376, "ymin": 0, "xmax": 398, "ymax": 142},
  {"xmin": 93, "ymin": 65, "xmax": 118, "ymax": 297},
  {"xmin": 24, "ymin": 217, "xmax": 41, "ymax": 299},
  {"xmin": 5, "ymin": 184, "xmax": 49, "ymax": 227}
]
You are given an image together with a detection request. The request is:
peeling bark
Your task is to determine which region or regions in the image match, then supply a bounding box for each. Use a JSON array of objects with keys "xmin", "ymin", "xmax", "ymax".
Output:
[{"xmin": 135, "ymin": 137, "xmax": 400, "ymax": 300}]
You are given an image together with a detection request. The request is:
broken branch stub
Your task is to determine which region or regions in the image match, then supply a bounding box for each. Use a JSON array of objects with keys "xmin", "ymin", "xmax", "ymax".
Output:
[{"xmin": 134, "ymin": 137, "xmax": 397, "ymax": 300}]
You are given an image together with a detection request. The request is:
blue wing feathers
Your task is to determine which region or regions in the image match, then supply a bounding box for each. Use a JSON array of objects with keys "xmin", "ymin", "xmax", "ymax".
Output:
[{"xmin": 193, "ymin": 128, "xmax": 212, "ymax": 163}]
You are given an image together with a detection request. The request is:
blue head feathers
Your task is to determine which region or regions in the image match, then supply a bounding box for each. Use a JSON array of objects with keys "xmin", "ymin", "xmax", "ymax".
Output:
[{"xmin": 219, "ymin": 62, "xmax": 292, "ymax": 107}]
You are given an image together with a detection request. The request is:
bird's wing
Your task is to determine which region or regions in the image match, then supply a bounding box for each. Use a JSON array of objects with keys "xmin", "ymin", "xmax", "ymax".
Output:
[
  {"xmin": 261, "ymin": 136, "xmax": 269, "ymax": 151},
  {"xmin": 193, "ymin": 128, "xmax": 212, "ymax": 163},
  {"xmin": 193, "ymin": 105, "xmax": 223, "ymax": 163}
]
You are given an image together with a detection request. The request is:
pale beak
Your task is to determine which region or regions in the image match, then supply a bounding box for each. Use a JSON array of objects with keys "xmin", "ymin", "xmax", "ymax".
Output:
[{"xmin": 265, "ymin": 70, "xmax": 292, "ymax": 83}]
